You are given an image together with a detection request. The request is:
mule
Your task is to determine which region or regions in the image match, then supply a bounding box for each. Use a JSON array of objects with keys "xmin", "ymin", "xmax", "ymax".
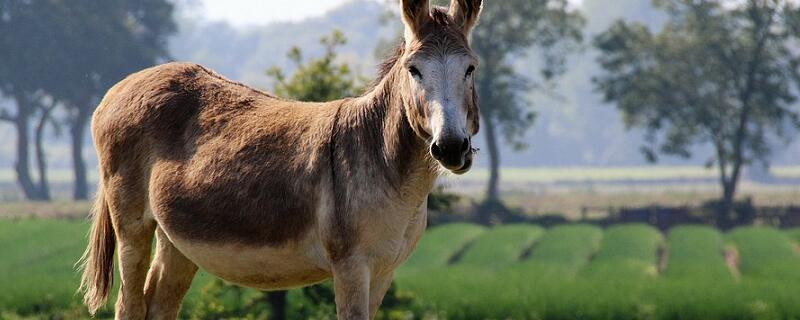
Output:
[{"xmin": 78, "ymin": 0, "xmax": 482, "ymax": 318}]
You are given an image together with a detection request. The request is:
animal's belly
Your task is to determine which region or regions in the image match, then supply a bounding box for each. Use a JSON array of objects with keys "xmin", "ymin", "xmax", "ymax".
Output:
[{"xmin": 165, "ymin": 231, "xmax": 331, "ymax": 290}]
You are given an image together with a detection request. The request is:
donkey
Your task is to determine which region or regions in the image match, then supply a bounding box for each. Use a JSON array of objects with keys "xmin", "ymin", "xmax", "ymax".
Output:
[{"xmin": 78, "ymin": 0, "xmax": 482, "ymax": 318}]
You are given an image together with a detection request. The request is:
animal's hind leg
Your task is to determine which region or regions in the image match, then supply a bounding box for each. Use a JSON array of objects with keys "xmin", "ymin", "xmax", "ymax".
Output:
[
  {"xmin": 144, "ymin": 227, "xmax": 198, "ymax": 320},
  {"xmin": 106, "ymin": 180, "xmax": 156, "ymax": 320}
]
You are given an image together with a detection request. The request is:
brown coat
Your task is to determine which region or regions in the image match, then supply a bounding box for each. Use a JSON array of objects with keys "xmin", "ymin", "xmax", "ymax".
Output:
[{"xmin": 78, "ymin": 1, "xmax": 482, "ymax": 319}]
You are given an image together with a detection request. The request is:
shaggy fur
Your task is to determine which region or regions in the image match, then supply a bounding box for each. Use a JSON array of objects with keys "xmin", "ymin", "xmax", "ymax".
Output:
[{"xmin": 78, "ymin": 0, "xmax": 482, "ymax": 319}]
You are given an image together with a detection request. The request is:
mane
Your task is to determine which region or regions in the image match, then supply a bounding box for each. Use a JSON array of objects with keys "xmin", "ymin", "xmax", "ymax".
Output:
[{"xmin": 369, "ymin": 41, "xmax": 406, "ymax": 91}]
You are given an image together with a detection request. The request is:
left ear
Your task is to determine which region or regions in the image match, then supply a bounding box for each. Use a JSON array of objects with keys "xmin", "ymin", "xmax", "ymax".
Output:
[{"xmin": 448, "ymin": 0, "xmax": 482, "ymax": 35}]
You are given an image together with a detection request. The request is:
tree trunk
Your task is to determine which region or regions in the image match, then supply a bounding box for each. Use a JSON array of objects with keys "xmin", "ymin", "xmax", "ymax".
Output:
[
  {"xmin": 483, "ymin": 115, "xmax": 500, "ymax": 202},
  {"xmin": 715, "ymin": 153, "xmax": 744, "ymax": 228},
  {"xmin": 14, "ymin": 112, "xmax": 41, "ymax": 200},
  {"xmin": 12, "ymin": 102, "xmax": 48, "ymax": 201},
  {"xmin": 70, "ymin": 106, "xmax": 90, "ymax": 200},
  {"xmin": 719, "ymin": 177, "xmax": 735, "ymax": 227},
  {"xmin": 33, "ymin": 104, "xmax": 55, "ymax": 201},
  {"xmin": 266, "ymin": 291, "xmax": 287, "ymax": 320}
]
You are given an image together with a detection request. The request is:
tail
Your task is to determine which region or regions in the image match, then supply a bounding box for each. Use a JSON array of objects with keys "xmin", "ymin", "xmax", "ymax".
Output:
[{"xmin": 77, "ymin": 186, "xmax": 116, "ymax": 315}]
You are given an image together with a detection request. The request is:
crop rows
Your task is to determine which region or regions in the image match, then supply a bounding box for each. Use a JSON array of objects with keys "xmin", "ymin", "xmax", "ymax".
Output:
[
  {"xmin": 664, "ymin": 226, "xmax": 732, "ymax": 281},
  {"xmin": 2, "ymin": 220, "xmax": 800, "ymax": 318},
  {"xmin": 726, "ymin": 227, "xmax": 800, "ymax": 280},
  {"xmin": 456, "ymin": 224, "xmax": 544, "ymax": 268}
]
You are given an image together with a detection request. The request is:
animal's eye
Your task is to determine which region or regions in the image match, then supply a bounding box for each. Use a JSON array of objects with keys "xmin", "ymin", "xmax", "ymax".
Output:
[
  {"xmin": 465, "ymin": 65, "xmax": 475, "ymax": 78},
  {"xmin": 408, "ymin": 66, "xmax": 422, "ymax": 79}
]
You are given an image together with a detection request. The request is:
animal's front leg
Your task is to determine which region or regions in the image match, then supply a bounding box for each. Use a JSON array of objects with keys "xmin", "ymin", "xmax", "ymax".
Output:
[
  {"xmin": 332, "ymin": 255, "xmax": 370, "ymax": 319},
  {"xmin": 368, "ymin": 271, "xmax": 394, "ymax": 319}
]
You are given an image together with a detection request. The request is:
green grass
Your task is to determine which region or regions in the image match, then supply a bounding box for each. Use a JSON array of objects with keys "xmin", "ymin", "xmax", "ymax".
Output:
[
  {"xmin": 0, "ymin": 219, "xmax": 217, "ymax": 316},
  {"xmin": 727, "ymin": 227, "xmax": 800, "ymax": 280},
  {"xmin": 521, "ymin": 224, "xmax": 602, "ymax": 276},
  {"xmin": 580, "ymin": 224, "xmax": 663, "ymax": 279},
  {"xmin": 397, "ymin": 224, "xmax": 800, "ymax": 319},
  {"xmin": 4, "ymin": 219, "xmax": 800, "ymax": 319},
  {"xmin": 456, "ymin": 224, "xmax": 543, "ymax": 268},
  {"xmin": 787, "ymin": 227, "xmax": 800, "ymax": 243},
  {"xmin": 0, "ymin": 219, "xmax": 88, "ymax": 313},
  {"xmin": 400, "ymin": 223, "xmax": 486, "ymax": 270},
  {"xmin": 664, "ymin": 225, "xmax": 732, "ymax": 281}
]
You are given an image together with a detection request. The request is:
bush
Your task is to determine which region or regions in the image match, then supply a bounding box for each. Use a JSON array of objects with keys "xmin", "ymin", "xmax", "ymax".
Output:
[
  {"xmin": 188, "ymin": 279, "xmax": 271, "ymax": 320},
  {"xmin": 522, "ymin": 224, "xmax": 603, "ymax": 276},
  {"xmin": 726, "ymin": 227, "xmax": 800, "ymax": 280},
  {"xmin": 456, "ymin": 224, "xmax": 543, "ymax": 268},
  {"xmin": 189, "ymin": 278, "xmax": 419, "ymax": 320},
  {"xmin": 664, "ymin": 225, "xmax": 732, "ymax": 281}
]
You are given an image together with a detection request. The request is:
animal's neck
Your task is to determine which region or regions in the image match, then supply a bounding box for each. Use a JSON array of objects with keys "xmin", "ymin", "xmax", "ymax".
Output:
[{"xmin": 338, "ymin": 67, "xmax": 437, "ymax": 191}]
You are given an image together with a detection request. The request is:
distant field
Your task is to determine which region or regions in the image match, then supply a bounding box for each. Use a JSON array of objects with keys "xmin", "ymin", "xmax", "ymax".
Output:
[
  {"xmin": 2, "ymin": 166, "xmax": 799, "ymax": 219},
  {"xmin": 0, "ymin": 170, "xmax": 99, "ymax": 184},
  {"xmin": 2, "ymin": 220, "xmax": 800, "ymax": 319},
  {"xmin": 449, "ymin": 165, "xmax": 800, "ymax": 183},
  {"xmin": 2, "ymin": 166, "xmax": 800, "ymax": 185}
]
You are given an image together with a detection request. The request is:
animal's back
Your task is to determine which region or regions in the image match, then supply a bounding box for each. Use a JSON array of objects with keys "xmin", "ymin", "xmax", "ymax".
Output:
[{"xmin": 92, "ymin": 62, "xmax": 338, "ymax": 247}]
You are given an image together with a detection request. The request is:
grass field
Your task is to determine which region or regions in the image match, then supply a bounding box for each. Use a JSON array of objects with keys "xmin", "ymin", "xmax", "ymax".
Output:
[
  {"xmin": 663, "ymin": 226, "xmax": 732, "ymax": 281},
  {"xmin": 2, "ymin": 219, "xmax": 800, "ymax": 319}
]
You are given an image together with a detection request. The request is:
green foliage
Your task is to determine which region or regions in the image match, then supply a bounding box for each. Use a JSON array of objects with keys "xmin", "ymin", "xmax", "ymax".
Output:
[
  {"xmin": 401, "ymin": 223, "xmax": 486, "ymax": 270},
  {"xmin": 425, "ymin": 185, "xmax": 462, "ymax": 226},
  {"xmin": 426, "ymin": 185, "xmax": 460, "ymax": 213},
  {"xmin": 267, "ymin": 30, "xmax": 366, "ymax": 102},
  {"xmin": 396, "ymin": 223, "xmax": 800, "ymax": 319},
  {"xmin": 189, "ymin": 279, "xmax": 271, "ymax": 320},
  {"xmin": 727, "ymin": 227, "xmax": 800, "ymax": 280},
  {"xmin": 581, "ymin": 224, "xmax": 663, "ymax": 279},
  {"xmin": 286, "ymin": 282, "xmax": 337, "ymax": 320},
  {"xmin": 464, "ymin": 0, "xmax": 585, "ymax": 201},
  {"xmin": 664, "ymin": 225, "xmax": 732, "ymax": 281},
  {"xmin": 0, "ymin": 0, "xmax": 176, "ymax": 200},
  {"xmin": 456, "ymin": 224, "xmax": 543, "ymax": 268},
  {"xmin": 5, "ymin": 220, "xmax": 800, "ymax": 318},
  {"xmin": 522, "ymin": 224, "xmax": 603, "ymax": 276}
]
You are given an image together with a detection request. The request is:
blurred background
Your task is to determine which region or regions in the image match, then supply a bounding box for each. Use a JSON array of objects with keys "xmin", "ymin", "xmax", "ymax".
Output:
[{"xmin": 1, "ymin": 0, "xmax": 799, "ymax": 319}]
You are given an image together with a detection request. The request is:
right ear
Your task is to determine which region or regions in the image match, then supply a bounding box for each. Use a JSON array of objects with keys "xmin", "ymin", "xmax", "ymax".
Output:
[{"xmin": 401, "ymin": 0, "xmax": 430, "ymax": 42}]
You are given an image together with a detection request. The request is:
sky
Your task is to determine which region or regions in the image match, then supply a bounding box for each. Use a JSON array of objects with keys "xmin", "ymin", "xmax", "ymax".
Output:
[
  {"xmin": 198, "ymin": 0, "xmax": 369, "ymax": 27},
  {"xmin": 198, "ymin": 0, "xmax": 584, "ymax": 27}
]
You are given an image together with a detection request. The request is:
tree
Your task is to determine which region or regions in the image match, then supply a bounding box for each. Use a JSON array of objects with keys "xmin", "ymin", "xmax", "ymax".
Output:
[
  {"xmin": 593, "ymin": 0, "xmax": 800, "ymax": 225},
  {"xmin": 0, "ymin": 0, "xmax": 68, "ymax": 200},
  {"xmin": 470, "ymin": 0, "xmax": 583, "ymax": 221},
  {"xmin": 54, "ymin": 0, "xmax": 176, "ymax": 200},
  {"xmin": 0, "ymin": 0, "xmax": 175, "ymax": 200},
  {"xmin": 267, "ymin": 30, "xmax": 364, "ymax": 102}
]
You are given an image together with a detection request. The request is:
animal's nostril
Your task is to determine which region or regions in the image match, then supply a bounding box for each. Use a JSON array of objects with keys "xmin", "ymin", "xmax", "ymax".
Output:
[
  {"xmin": 430, "ymin": 143, "xmax": 443, "ymax": 160},
  {"xmin": 460, "ymin": 138, "xmax": 470, "ymax": 153}
]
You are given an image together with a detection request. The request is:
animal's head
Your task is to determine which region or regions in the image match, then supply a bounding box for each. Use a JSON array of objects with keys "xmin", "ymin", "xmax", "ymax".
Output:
[{"xmin": 399, "ymin": 0, "xmax": 482, "ymax": 175}]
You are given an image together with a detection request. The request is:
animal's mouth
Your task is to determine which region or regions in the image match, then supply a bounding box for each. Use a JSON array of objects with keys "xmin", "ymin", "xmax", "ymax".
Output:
[
  {"xmin": 450, "ymin": 157, "xmax": 472, "ymax": 175},
  {"xmin": 448, "ymin": 147, "xmax": 476, "ymax": 175}
]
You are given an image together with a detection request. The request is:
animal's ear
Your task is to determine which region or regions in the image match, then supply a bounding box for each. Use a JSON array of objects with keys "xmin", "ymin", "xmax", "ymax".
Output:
[
  {"xmin": 401, "ymin": 0, "xmax": 431, "ymax": 41},
  {"xmin": 449, "ymin": 0, "xmax": 482, "ymax": 35}
]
